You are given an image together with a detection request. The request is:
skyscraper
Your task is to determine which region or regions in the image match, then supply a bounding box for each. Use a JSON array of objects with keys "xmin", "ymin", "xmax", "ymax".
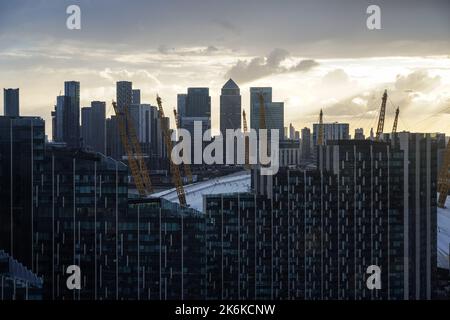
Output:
[
  {"xmin": 63, "ymin": 81, "xmax": 80, "ymax": 147},
  {"xmin": 220, "ymin": 79, "xmax": 241, "ymax": 136},
  {"xmin": 3, "ymin": 88, "xmax": 19, "ymax": 117},
  {"xmin": 250, "ymin": 87, "xmax": 284, "ymax": 139},
  {"xmin": 117, "ymin": 81, "xmax": 132, "ymax": 110},
  {"xmin": 178, "ymin": 88, "xmax": 211, "ymax": 164},
  {"xmin": 301, "ymin": 127, "xmax": 311, "ymax": 159}
]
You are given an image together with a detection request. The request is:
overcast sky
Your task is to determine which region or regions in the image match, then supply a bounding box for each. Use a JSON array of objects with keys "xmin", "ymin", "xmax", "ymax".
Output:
[{"xmin": 1, "ymin": 0, "xmax": 450, "ymax": 135}]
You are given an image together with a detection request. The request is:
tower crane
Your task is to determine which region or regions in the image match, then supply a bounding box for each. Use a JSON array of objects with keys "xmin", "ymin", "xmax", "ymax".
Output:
[
  {"xmin": 317, "ymin": 109, "xmax": 324, "ymax": 146},
  {"xmin": 375, "ymin": 90, "xmax": 388, "ymax": 141},
  {"xmin": 173, "ymin": 109, "xmax": 193, "ymax": 183},
  {"xmin": 392, "ymin": 106, "xmax": 400, "ymax": 134},
  {"xmin": 438, "ymin": 139, "xmax": 450, "ymax": 208},
  {"xmin": 242, "ymin": 110, "xmax": 250, "ymax": 169},
  {"xmin": 112, "ymin": 101, "xmax": 153, "ymax": 197},
  {"xmin": 156, "ymin": 95, "xmax": 187, "ymax": 207}
]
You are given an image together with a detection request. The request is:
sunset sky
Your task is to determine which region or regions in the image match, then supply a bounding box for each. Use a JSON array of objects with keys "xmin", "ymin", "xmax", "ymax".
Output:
[{"xmin": 1, "ymin": 0, "xmax": 449, "ymax": 136}]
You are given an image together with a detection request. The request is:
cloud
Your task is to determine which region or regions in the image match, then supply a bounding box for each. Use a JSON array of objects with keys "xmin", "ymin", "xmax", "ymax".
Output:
[
  {"xmin": 394, "ymin": 70, "xmax": 441, "ymax": 93},
  {"xmin": 321, "ymin": 70, "xmax": 445, "ymax": 119},
  {"xmin": 225, "ymin": 48, "xmax": 319, "ymax": 83}
]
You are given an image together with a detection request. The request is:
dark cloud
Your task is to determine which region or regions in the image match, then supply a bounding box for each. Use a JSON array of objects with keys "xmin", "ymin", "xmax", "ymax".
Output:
[{"xmin": 225, "ymin": 48, "xmax": 319, "ymax": 83}]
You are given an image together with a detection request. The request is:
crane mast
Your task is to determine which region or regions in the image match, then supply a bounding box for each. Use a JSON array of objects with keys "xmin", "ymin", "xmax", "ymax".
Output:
[
  {"xmin": 173, "ymin": 109, "xmax": 193, "ymax": 183},
  {"xmin": 392, "ymin": 106, "xmax": 399, "ymax": 134},
  {"xmin": 157, "ymin": 95, "xmax": 187, "ymax": 207},
  {"xmin": 438, "ymin": 139, "xmax": 450, "ymax": 208},
  {"xmin": 112, "ymin": 101, "xmax": 153, "ymax": 197},
  {"xmin": 375, "ymin": 90, "xmax": 388, "ymax": 141},
  {"xmin": 317, "ymin": 109, "xmax": 324, "ymax": 146}
]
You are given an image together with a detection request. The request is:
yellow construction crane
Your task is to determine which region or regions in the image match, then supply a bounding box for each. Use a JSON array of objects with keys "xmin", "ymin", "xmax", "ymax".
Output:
[
  {"xmin": 392, "ymin": 106, "xmax": 400, "ymax": 134},
  {"xmin": 242, "ymin": 110, "xmax": 250, "ymax": 169},
  {"xmin": 438, "ymin": 139, "xmax": 450, "ymax": 208},
  {"xmin": 317, "ymin": 109, "xmax": 324, "ymax": 146},
  {"xmin": 173, "ymin": 109, "xmax": 193, "ymax": 183},
  {"xmin": 375, "ymin": 90, "xmax": 388, "ymax": 141},
  {"xmin": 112, "ymin": 101, "xmax": 153, "ymax": 197},
  {"xmin": 157, "ymin": 95, "xmax": 187, "ymax": 207}
]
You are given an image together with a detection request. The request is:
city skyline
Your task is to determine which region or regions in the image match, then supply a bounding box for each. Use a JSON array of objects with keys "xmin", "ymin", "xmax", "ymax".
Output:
[{"xmin": 0, "ymin": 0, "xmax": 449, "ymax": 136}]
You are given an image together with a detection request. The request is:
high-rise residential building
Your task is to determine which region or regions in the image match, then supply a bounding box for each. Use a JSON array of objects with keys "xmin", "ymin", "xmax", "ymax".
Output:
[
  {"xmin": 312, "ymin": 122, "xmax": 349, "ymax": 146},
  {"xmin": 63, "ymin": 81, "xmax": 81, "ymax": 147},
  {"xmin": 205, "ymin": 192, "xmax": 273, "ymax": 299},
  {"xmin": 34, "ymin": 145, "xmax": 129, "ymax": 300},
  {"xmin": 0, "ymin": 116, "xmax": 45, "ymax": 269},
  {"xmin": 354, "ymin": 128, "xmax": 365, "ymax": 140},
  {"xmin": 132, "ymin": 89, "xmax": 141, "ymax": 105},
  {"xmin": 126, "ymin": 198, "xmax": 206, "ymax": 300},
  {"xmin": 249, "ymin": 87, "xmax": 284, "ymax": 139},
  {"xmin": 220, "ymin": 79, "xmax": 241, "ymax": 136},
  {"xmin": 294, "ymin": 130, "xmax": 300, "ymax": 140},
  {"xmin": 81, "ymin": 101, "xmax": 106, "ymax": 154},
  {"xmin": 301, "ymin": 127, "xmax": 311, "ymax": 159},
  {"xmin": 3, "ymin": 88, "xmax": 19, "ymax": 117},
  {"xmin": 386, "ymin": 132, "xmax": 438, "ymax": 299}
]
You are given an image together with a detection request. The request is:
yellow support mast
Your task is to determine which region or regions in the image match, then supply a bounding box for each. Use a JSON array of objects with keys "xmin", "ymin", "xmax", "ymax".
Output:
[
  {"xmin": 157, "ymin": 95, "xmax": 187, "ymax": 207},
  {"xmin": 112, "ymin": 101, "xmax": 153, "ymax": 197}
]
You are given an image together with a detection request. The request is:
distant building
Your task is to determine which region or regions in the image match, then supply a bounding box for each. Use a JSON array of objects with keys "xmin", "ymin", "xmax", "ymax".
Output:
[
  {"xmin": 3, "ymin": 88, "xmax": 19, "ymax": 117},
  {"xmin": 81, "ymin": 101, "xmax": 106, "ymax": 154},
  {"xmin": 106, "ymin": 115, "xmax": 124, "ymax": 160},
  {"xmin": 63, "ymin": 81, "xmax": 80, "ymax": 148},
  {"xmin": 312, "ymin": 122, "xmax": 349, "ymax": 146},
  {"xmin": 177, "ymin": 88, "xmax": 211, "ymax": 164},
  {"xmin": 301, "ymin": 127, "xmax": 311, "ymax": 159},
  {"xmin": 132, "ymin": 89, "xmax": 141, "ymax": 105},
  {"xmin": 279, "ymin": 139, "xmax": 301, "ymax": 167},
  {"xmin": 220, "ymin": 79, "xmax": 241, "ymax": 136},
  {"xmin": 250, "ymin": 87, "xmax": 284, "ymax": 140},
  {"xmin": 354, "ymin": 128, "xmax": 365, "ymax": 140},
  {"xmin": 289, "ymin": 123, "xmax": 296, "ymax": 140},
  {"xmin": 117, "ymin": 81, "xmax": 132, "ymax": 110}
]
